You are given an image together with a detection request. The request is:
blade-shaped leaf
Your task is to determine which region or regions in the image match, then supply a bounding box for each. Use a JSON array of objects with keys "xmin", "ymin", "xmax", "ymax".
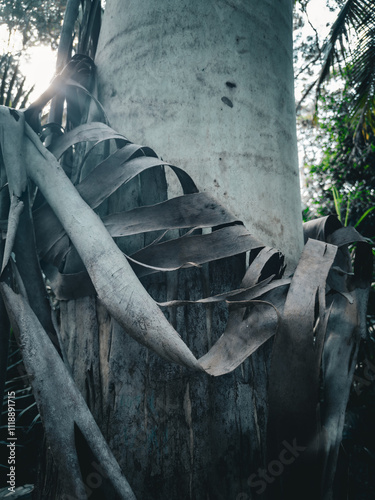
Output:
[
  {"xmin": 0, "ymin": 106, "xmax": 27, "ymax": 197},
  {"xmin": 13, "ymin": 111, "xmax": 282, "ymax": 376},
  {"xmin": 78, "ymin": 148, "xmax": 198, "ymax": 209},
  {"xmin": 22, "ymin": 117, "xmax": 202, "ymax": 369},
  {"xmin": 12, "ymin": 191, "xmax": 62, "ymax": 354},
  {"xmin": 34, "ymin": 169, "xmax": 203, "ymax": 265},
  {"xmin": 49, "ymin": 122, "xmax": 128, "ymax": 159},
  {"xmin": 1, "ymin": 195, "xmax": 24, "ymax": 273},
  {"xmin": 199, "ymin": 300, "xmax": 279, "ymax": 376},
  {"xmin": 157, "ymin": 277, "xmax": 291, "ymax": 308},
  {"xmin": 327, "ymin": 225, "xmax": 368, "ymax": 246},
  {"xmin": 320, "ymin": 240, "xmax": 372, "ymax": 494},
  {"xmin": 129, "ymin": 225, "xmax": 263, "ymax": 278},
  {"xmin": 303, "ymin": 215, "xmax": 342, "ymax": 244},
  {"xmin": 267, "ymin": 238, "xmax": 338, "ymax": 498},
  {"xmin": 101, "ymin": 192, "xmax": 240, "ymax": 236},
  {"xmin": 199, "ymin": 247, "xmax": 288, "ymax": 376},
  {"xmin": 0, "ymin": 106, "xmax": 29, "ymax": 273}
]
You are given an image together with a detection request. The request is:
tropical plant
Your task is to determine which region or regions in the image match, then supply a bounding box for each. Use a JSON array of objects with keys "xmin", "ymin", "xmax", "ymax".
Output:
[
  {"xmin": 318, "ymin": 0, "xmax": 375, "ymax": 129},
  {"xmin": 0, "ymin": 52, "xmax": 40, "ymax": 485},
  {"xmin": 306, "ymin": 85, "xmax": 375, "ymax": 239},
  {"xmin": 302, "ymin": 23, "xmax": 375, "ymax": 492},
  {"xmin": 0, "ymin": 1, "xmax": 372, "ymax": 500},
  {"xmin": 0, "ymin": 54, "xmax": 33, "ymax": 109},
  {"xmin": 0, "ymin": 0, "xmax": 67, "ymax": 49}
]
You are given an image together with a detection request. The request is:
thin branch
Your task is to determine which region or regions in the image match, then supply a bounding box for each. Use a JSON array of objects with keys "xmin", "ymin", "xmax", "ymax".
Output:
[
  {"xmin": 295, "ymin": 52, "xmax": 322, "ymax": 80},
  {"xmin": 296, "ymin": 77, "xmax": 319, "ymax": 112}
]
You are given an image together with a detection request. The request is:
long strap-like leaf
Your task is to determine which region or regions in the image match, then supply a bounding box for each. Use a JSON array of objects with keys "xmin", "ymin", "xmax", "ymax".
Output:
[
  {"xmin": 0, "ymin": 282, "xmax": 136, "ymax": 500},
  {"xmin": 16, "ymin": 113, "xmax": 283, "ymax": 376}
]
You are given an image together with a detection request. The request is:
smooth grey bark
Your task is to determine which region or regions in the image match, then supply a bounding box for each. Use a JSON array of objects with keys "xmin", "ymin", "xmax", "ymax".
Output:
[
  {"xmin": 95, "ymin": 0, "xmax": 303, "ymax": 269},
  {"xmin": 42, "ymin": 1, "xmax": 303, "ymax": 499}
]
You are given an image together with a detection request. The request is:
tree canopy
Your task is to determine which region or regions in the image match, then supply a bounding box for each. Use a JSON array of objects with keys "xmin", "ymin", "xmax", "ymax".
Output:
[{"xmin": 0, "ymin": 0, "xmax": 66, "ymax": 49}]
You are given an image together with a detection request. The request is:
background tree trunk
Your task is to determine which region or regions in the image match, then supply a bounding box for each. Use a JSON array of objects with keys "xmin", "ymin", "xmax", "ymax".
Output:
[{"xmin": 38, "ymin": 1, "xmax": 303, "ymax": 499}]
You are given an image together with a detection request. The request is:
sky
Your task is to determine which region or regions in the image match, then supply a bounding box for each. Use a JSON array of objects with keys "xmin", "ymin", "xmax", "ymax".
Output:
[
  {"xmin": 305, "ymin": 0, "xmax": 338, "ymax": 38},
  {"xmin": 22, "ymin": 45, "xmax": 57, "ymax": 100},
  {"xmin": 294, "ymin": 0, "xmax": 340, "ymax": 103},
  {"xmin": 0, "ymin": 24, "xmax": 56, "ymax": 103}
]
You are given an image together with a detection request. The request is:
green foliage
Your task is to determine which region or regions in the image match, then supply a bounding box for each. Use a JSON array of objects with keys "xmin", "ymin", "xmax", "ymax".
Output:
[
  {"xmin": 306, "ymin": 85, "xmax": 375, "ymax": 239},
  {"xmin": 318, "ymin": 0, "xmax": 375, "ymax": 128},
  {"xmin": 0, "ymin": 0, "xmax": 67, "ymax": 49},
  {"xmin": 331, "ymin": 185, "xmax": 351, "ymax": 225}
]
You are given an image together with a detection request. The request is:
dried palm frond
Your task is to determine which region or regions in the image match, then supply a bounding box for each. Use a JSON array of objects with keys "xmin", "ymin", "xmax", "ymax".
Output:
[{"xmin": 0, "ymin": 54, "xmax": 372, "ymax": 499}]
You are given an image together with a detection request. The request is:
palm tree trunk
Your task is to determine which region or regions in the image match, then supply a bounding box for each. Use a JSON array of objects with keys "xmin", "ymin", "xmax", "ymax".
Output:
[
  {"xmin": 37, "ymin": 1, "xmax": 302, "ymax": 498},
  {"xmin": 94, "ymin": 0, "xmax": 303, "ymax": 268}
]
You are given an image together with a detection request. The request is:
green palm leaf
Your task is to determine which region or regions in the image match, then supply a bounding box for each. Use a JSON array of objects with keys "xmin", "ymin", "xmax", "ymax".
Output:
[{"xmin": 318, "ymin": 0, "xmax": 375, "ymax": 126}]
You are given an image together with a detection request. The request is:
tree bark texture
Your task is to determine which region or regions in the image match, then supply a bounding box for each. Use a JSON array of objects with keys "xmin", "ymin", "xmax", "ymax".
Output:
[
  {"xmin": 94, "ymin": 0, "xmax": 303, "ymax": 269},
  {"xmin": 57, "ymin": 258, "xmax": 273, "ymax": 500},
  {"xmin": 37, "ymin": 1, "xmax": 303, "ymax": 498}
]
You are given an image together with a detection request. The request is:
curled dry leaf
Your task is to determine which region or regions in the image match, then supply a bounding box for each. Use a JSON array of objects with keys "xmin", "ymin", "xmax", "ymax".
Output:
[
  {"xmin": 0, "ymin": 107, "xmax": 286, "ymax": 376},
  {"xmin": 266, "ymin": 218, "xmax": 372, "ymax": 499},
  {"xmin": 0, "ymin": 92, "xmax": 372, "ymax": 500}
]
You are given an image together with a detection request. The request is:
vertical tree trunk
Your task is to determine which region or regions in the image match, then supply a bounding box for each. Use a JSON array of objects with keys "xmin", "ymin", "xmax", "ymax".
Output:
[
  {"xmin": 39, "ymin": 1, "xmax": 303, "ymax": 499},
  {"xmin": 94, "ymin": 0, "xmax": 303, "ymax": 268},
  {"xmin": 59, "ymin": 257, "xmax": 274, "ymax": 500}
]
